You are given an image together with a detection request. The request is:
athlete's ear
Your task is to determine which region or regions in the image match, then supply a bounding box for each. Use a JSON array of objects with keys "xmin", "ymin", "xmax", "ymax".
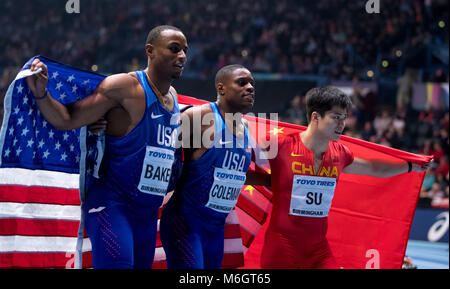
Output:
[
  {"xmin": 216, "ymin": 82, "xmax": 225, "ymax": 96},
  {"xmin": 145, "ymin": 44, "xmax": 155, "ymax": 59},
  {"xmin": 312, "ymin": 112, "xmax": 319, "ymax": 122}
]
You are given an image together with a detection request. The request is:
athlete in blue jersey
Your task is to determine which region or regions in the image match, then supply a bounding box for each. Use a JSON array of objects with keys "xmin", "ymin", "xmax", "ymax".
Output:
[
  {"xmin": 160, "ymin": 64, "xmax": 269, "ymax": 269},
  {"xmin": 26, "ymin": 25, "xmax": 188, "ymax": 268}
]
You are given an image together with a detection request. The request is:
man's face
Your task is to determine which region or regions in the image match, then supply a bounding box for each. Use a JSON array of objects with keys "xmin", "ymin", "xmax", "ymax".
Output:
[
  {"xmin": 221, "ymin": 68, "xmax": 255, "ymax": 113},
  {"xmin": 316, "ymin": 105, "xmax": 347, "ymax": 141},
  {"xmin": 149, "ymin": 29, "xmax": 188, "ymax": 79}
]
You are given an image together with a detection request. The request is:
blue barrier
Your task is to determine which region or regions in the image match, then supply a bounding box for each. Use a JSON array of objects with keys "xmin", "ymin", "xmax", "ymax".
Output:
[{"xmin": 409, "ymin": 208, "xmax": 449, "ymax": 243}]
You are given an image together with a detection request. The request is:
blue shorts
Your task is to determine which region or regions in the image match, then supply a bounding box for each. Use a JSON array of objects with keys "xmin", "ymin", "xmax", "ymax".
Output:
[
  {"xmin": 160, "ymin": 200, "xmax": 225, "ymax": 269},
  {"xmin": 83, "ymin": 200, "xmax": 159, "ymax": 269}
]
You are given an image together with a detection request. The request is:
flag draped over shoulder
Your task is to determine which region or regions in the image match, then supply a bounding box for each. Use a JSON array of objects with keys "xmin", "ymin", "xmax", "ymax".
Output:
[{"xmin": 0, "ymin": 57, "xmax": 431, "ymax": 269}]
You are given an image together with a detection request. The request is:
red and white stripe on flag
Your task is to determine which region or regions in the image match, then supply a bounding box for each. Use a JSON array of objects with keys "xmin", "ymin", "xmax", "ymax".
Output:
[
  {"xmin": 0, "ymin": 167, "xmax": 91, "ymax": 268},
  {"xmin": 0, "ymin": 167, "xmax": 246, "ymax": 268}
]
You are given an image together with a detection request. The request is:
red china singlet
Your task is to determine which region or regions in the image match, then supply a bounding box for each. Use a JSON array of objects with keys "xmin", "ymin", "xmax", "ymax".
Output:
[{"xmin": 261, "ymin": 132, "xmax": 353, "ymax": 269}]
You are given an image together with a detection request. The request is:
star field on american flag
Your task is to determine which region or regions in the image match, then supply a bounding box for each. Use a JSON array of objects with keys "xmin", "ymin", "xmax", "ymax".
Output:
[{"xmin": 0, "ymin": 56, "xmax": 106, "ymax": 173}]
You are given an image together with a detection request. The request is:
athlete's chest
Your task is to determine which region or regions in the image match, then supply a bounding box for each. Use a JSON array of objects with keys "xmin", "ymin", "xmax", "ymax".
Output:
[
  {"xmin": 217, "ymin": 149, "xmax": 251, "ymax": 172},
  {"xmin": 275, "ymin": 141, "xmax": 341, "ymax": 179}
]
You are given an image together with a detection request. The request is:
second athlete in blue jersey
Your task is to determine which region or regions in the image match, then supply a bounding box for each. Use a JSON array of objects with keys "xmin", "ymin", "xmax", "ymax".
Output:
[{"xmin": 160, "ymin": 102, "xmax": 252, "ymax": 268}]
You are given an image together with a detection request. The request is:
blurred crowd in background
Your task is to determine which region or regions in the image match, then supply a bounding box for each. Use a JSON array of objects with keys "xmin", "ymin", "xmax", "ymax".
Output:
[
  {"xmin": 0, "ymin": 0, "xmax": 448, "ymax": 79},
  {"xmin": 0, "ymin": 0, "xmax": 448, "ymax": 209}
]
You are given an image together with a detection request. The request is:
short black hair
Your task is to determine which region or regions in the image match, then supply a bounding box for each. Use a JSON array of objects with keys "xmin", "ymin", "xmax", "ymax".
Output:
[
  {"xmin": 215, "ymin": 64, "xmax": 247, "ymax": 86},
  {"xmin": 146, "ymin": 25, "xmax": 182, "ymax": 45},
  {"xmin": 305, "ymin": 86, "xmax": 352, "ymax": 123}
]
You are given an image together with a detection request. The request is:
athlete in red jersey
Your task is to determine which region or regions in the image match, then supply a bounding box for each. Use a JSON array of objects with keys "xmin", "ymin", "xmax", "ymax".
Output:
[{"xmin": 261, "ymin": 87, "xmax": 430, "ymax": 269}]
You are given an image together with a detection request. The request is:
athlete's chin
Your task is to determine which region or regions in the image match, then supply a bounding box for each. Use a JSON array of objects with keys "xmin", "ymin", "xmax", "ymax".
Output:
[
  {"xmin": 332, "ymin": 133, "xmax": 342, "ymax": 141},
  {"xmin": 171, "ymin": 71, "xmax": 183, "ymax": 79},
  {"xmin": 240, "ymin": 103, "xmax": 253, "ymax": 114}
]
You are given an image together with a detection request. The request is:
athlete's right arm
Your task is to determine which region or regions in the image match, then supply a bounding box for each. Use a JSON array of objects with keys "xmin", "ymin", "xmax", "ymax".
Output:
[{"xmin": 26, "ymin": 58, "xmax": 130, "ymax": 130}]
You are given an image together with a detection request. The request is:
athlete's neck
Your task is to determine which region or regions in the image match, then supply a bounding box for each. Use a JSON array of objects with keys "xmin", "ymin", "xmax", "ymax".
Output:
[
  {"xmin": 216, "ymin": 100, "xmax": 243, "ymax": 119},
  {"xmin": 145, "ymin": 68, "xmax": 171, "ymax": 97},
  {"xmin": 216, "ymin": 100, "xmax": 243, "ymax": 133},
  {"xmin": 300, "ymin": 129, "xmax": 329, "ymax": 157}
]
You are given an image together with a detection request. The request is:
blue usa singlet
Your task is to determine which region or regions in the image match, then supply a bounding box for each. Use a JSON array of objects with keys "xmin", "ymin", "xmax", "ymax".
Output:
[
  {"xmin": 160, "ymin": 102, "xmax": 252, "ymax": 269},
  {"xmin": 83, "ymin": 70, "xmax": 180, "ymax": 269}
]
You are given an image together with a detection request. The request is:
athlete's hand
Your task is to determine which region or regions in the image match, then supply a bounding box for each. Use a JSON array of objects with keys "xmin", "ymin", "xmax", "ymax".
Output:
[
  {"xmin": 26, "ymin": 58, "xmax": 49, "ymax": 99},
  {"xmin": 88, "ymin": 118, "xmax": 107, "ymax": 135}
]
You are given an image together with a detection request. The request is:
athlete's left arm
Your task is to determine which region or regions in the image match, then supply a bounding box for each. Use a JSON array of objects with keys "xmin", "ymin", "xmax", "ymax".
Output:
[{"xmin": 343, "ymin": 157, "xmax": 430, "ymax": 177}]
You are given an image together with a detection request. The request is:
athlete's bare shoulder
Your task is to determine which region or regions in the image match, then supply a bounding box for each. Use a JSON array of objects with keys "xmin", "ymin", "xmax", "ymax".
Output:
[
  {"xmin": 105, "ymin": 72, "xmax": 139, "ymax": 87},
  {"xmin": 97, "ymin": 72, "xmax": 140, "ymax": 101},
  {"xmin": 182, "ymin": 103, "xmax": 213, "ymax": 119}
]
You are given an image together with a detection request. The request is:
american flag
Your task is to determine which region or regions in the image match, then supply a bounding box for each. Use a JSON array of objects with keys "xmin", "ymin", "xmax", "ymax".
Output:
[
  {"xmin": 0, "ymin": 56, "xmax": 104, "ymax": 173},
  {"xmin": 0, "ymin": 56, "xmax": 105, "ymax": 268}
]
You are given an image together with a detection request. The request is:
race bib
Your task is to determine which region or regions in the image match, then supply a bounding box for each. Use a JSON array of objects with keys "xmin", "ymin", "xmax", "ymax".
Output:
[
  {"xmin": 138, "ymin": 146, "xmax": 175, "ymax": 196},
  {"xmin": 289, "ymin": 175, "xmax": 337, "ymax": 217},
  {"xmin": 205, "ymin": 167, "xmax": 247, "ymax": 213}
]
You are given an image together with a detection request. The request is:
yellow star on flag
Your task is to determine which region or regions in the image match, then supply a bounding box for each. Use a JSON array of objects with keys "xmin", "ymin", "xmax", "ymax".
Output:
[
  {"xmin": 244, "ymin": 185, "xmax": 255, "ymax": 195},
  {"xmin": 268, "ymin": 127, "xmax": 284, "ymax": 135}
]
